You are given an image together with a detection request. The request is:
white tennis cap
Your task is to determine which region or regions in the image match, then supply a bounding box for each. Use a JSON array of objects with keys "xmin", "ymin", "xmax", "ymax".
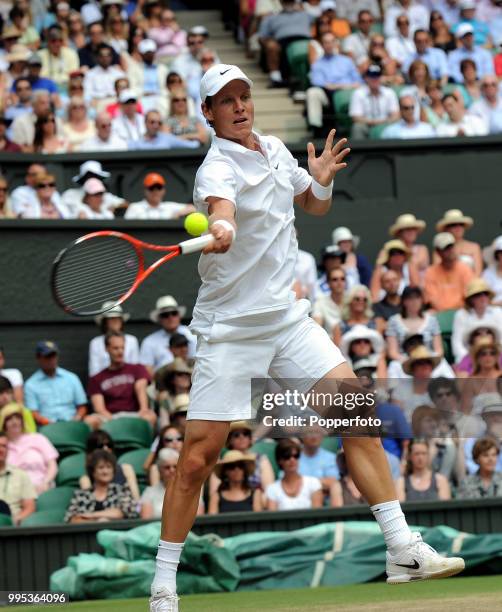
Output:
[
  {"xmin": 456, "ymin": 23, "xmax": 474, "ymax": 38},
  {"xmin": 200, "ymin": 64, "xmax": 253, "ymax": 102}
]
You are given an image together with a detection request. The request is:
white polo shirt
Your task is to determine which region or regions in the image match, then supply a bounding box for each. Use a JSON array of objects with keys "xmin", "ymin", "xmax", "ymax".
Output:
[
  {"xmin": 124, "ymin": 199, "xmax": 189, "ymax": 220},
  {"xmin": 192, "ymin": 132, "xmax": 312, "ymax": 330},
  {"xmin": 349, "ymin": 85, "xmax": 399, "ymax": 122}
]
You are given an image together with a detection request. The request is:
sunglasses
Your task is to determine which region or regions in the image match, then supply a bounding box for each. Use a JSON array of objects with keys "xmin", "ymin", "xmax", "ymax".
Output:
[
  {"xmin": 162, "ymin": 463, "xmax": 177, "ymax": 469},
  {"xmin": 168, "ymin": 79, "xmax": 182, "ymax": 84},
  {"xmin": 398, "ymin": 20, "xmax": 409, "ymax": 25},
  {"xmin": 352, "ymin": 296, "xmax": 368, "ymax": 302},
  {"xmin": 37, "ymin": 183, "xmax": 56, "ymax": 188},
  {"xmin": 172, "ymin": 98, "xmax": 187, "ymax": 102},
  {"xmin": 479, "ymin": 350, "xmax": 497, "ymax": 357},
  {"xmin": 435, "ymin": 390, "xmax": 453, "ymax": 399},
  {"xmin": 401, "ymin": 105, "xmax": 414, "ymax": 110},
  {"xmin": 147, "ymin": 184, "xmax": 165, "ymax": 191},
  {"xmin": 43, "ymin": 117, "xmax": 56, "ymax": 124},
  {"xmin": 431, "ymin": 14, "xmax": 443, "ymax": 20},
  {"xmin": 164, "ymin": 435, "xmax": 183, "ymax": 443},
  {"xmin": 98, "ymin": 123, "xmax": 111, "ymax": 128},
  {"xmin": 230, "ymin": 430, "xmax": 251, "ymax": 439},
  {"xmin": 280, "ymin": 451, "xmax": 300, "ymax": 460},
  {"xmin": 227, "ymin": 461, "xmax": 247, "ymax": 470},
  {"xmin": 159, "ymin": 310, "xmax": 178, "ymax": 317}
]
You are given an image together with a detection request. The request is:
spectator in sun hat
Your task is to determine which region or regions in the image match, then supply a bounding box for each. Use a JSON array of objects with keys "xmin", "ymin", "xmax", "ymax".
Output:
[
  {"xmin": 434, "ymin": 208, "xmax": 482, "ymax": 274},
  {"xmin": 24, "ymin": 341, "xmax": 88, "ymax": 426},
  {"xmin": 424, "ymin": 232, "xmax": 475, "ymax": 312},
  {"xmin": 89, "ymin": 302, "xmax": 139, "ymax": 377},
  {"xmin": 455, "ymin": 322, "xmax": 502, "ymax": 375},
  {"xmin": 210, "ymin": 450, "xmax": 264, "ymax": 513},
  {"xmin": 332, "ymin": 226, "xmax": 372, "ymax": 287},
  {"xmin": 125, "ymin": 172, "xmax": 195, "ymax": 220},
  {"xmin": 370, "ymin": 239, "xmax": 419, "ymax": 302},
  {"xmin": 452, "ymin": 278, "xmax": 502, "ymax": 363},
  {"xmin": 387, "ymin": 214, "xmax": 429, "ymax": 282},
  {"xmin": 0, "ymin": 25, "xmax": 22, "ymax": 72},
  {"xmin": 483, "ymin": 236, "xmax": 502, "ymax": 305},
  {"xmin": 75, "ymin": 178, "xmax": 114, "ymax": 220},
  {"xmin": 388, "ymin": 332, "xmax": 455, "ymax": 380},
  {"xmin": 447, "ymin": 22, "xmax": 495, "ymax": 84},
  {"xmin": 61, "ymin": 160, "xmax": 126, "ymax": 216},
  {"xmin": 340, "ymin": 323, "xmax": 387, "ymax": 378},
  {"xmin": 140, "ymin": 296, "xmax": 196, "ymax": 374}
]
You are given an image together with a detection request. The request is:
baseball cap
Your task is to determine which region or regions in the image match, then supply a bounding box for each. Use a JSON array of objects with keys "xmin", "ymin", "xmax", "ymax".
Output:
[
  {"xmin": 456, "ymin": 23, "xmax": 474, "ymax": 38},
  {"xmin": 433, "ymin": 232, "xmax": 456, "ymax": 250},
  {"xmin": 320, "ymin": 0, "xmax": 336, "ymax": 11},
  {"xmin": 36, "ymin": 340, "xmax": 59, "ymax": 356},
  {"xmin": 460, "ymin": 0, "xmax": 476, "ymax": 9},
  {"xmin": 189, "ymin": 25, "xmax": 209, "ymax": 37},
  {"xmin": 138, "ymin": 38, "xmax": 157, "ymax": 54},
  {"xmin": 28, "ymin": 53, "xmax": 42, "ymax": 66},
  {"xmin": 365, "ymin": 64, "xmax": 382, "ymax": 78},
  {"xmin": 144, "ymin": 172, "xmax": 165, "ymax": 187},
  {"xmin": 83, "ymin": 177, "xmax": 105, "ymax": 195},
  {"xmin": 119, "ymin": 88, "xmax": 137, "ymax": 103},
  {"xmin": 200, "ymin": 64, "xmax": 253, "ymax": 102}
]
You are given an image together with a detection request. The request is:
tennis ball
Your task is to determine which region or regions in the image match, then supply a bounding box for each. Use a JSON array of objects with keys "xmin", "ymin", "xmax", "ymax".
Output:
[{"xmin": 184, "ymin": 212, "xmax": 209, "ymax": 236}]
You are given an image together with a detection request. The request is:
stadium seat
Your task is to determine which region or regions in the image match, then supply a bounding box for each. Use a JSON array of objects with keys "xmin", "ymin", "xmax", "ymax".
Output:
[
  {"xmin": 443, "ymin": 83, "xmax": 469, "ymax": 107},
  {"xmin": 36, "ymin": 486, "xmax": 75, "ymax": 512},
  {"xmin": 369, "ymin": 123, "xmax": 391, "ymax": 139},
  {"xmin": 436, "ymin": 308, "xmax": 457, "ymax": 364},
  {"xmin": 56, "ymin": 453, "xmax": 86, "ymax": 488},
  {"xmin": 0, "ymin": 514, "xmax": 13, "ymax": 527},
  {"xmin": 332, "ymin": 89, "xmax": 355, "ymax": 135},
  {"xmin": 251, "ymin": 439, "xmax": 279, "ymax": 477},
  {"xmin": 101, "ymin": 418, "xmax": 153, "ymax": 454},
  {"xmin": 21, "ymin": 509, "xmax": 66, "ymax": 526},
  {"xmin": 286, "ymin": 39, "xmax": 311, "ymax": 91},
  {"xmin": 40, "ymin": 421, "xmax": 90, "ymax": 458},
  {"xmin": 321, "ymin": 436, "xmax": 340, "ymax": 454},
  {"xmin": 118, "ymin": 448, "xmax": 150, "ymax": 487}
]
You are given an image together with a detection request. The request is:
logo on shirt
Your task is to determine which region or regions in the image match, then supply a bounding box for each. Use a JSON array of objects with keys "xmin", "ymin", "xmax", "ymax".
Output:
[
  {"xmin": 274, "ymin": 163, "xmax": 279, "ymax": 170},
  {"xmin": 220, "ymin": 68, "xmax": 232, "ymax": 75}
]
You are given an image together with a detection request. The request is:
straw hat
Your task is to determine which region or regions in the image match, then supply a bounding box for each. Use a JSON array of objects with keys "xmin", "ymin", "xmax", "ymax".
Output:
[
  {"xmin": 213, "ymin": 450, "xmax": 256, "ymax": 479},
  {"xmin": 94, "ymin": 301, "xmax": 130, "ymax": 325},
  {"xmin": 149, "ymin": 295, "xmax": 186, "ymax": 322},
  {"xmin": 389, "ymin": 214, "xmax": 426, "ymax": 237},
  {"xmin": 229, "ymin": 421, "xmax": 253, "ymax": 433},
  {"xmin": 332, "ymin": 226, "xmax": 360, "ymax": 249},
  {"xmin": 403, "ymin": 346, "xmax": 441, "ymax": 375},
  {"xmin": 6, "ymin": 44, "xmax": 30, "ymax": 64},
  {"xmin": 436, "ymin": 209, "xmax": 473, "ymax": 232},
  {"xmin": 376, "ymin": 239, "xmax": 410, "ymax": 266},
  {"xmin": 0, "ymin": 402, "xmax": 24, "ymax": 431},
  {"xmin": 464, "ymin": 278, "xmax": 494, "ymax": 302},
  {"xmin": 340, "ymin": 324, "xmax": 384, "ymax": 358},
  {"xmin": 166, "ymin": 357, "xmax": 193, "ymax": 376},
  {"xmin": 1, "ymin": 25, "xmax": 22, "ymax": 40},
  {"xmin": 462, "ymin": 322, "xmax": 500, "ymax": 348},
  {"xmin": 170, "ymin": 393, "xmax": 190, "ymax": 415}
]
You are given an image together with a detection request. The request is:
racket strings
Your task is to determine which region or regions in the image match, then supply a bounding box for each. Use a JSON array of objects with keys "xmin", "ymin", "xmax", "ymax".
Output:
[{"xmin": 53, "ymin": 236, "xmax": 140, "ymax": 315}]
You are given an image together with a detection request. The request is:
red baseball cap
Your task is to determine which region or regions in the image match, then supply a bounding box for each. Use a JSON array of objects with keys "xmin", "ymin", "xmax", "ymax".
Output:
[{"xmin": 144, "ymin": 172, "xmax": 166, "ymax": 187}]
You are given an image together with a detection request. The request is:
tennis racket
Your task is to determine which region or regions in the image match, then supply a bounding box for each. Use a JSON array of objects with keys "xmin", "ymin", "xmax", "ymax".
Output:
[{"xmin": 51, "ymin": 230, "xmax": 214, "ymax": 317}]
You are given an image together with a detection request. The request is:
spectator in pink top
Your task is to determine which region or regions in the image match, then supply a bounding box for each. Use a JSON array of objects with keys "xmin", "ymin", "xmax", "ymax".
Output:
[
  {"xmin": 1, "ymin": 403, "xmax": 58, "ymax": 493},
  {"xmin": 88, "ymin": 331, "xmax": 155, "ymax": 428},
  {"xmin": 148, "ymin": 9, "xmax": 187, "ymax": 62}
]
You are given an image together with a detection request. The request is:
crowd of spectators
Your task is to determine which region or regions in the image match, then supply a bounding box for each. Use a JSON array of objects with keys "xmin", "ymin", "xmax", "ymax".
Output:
[{"xmin": 1, "ymin": 207, "xmax": 502, "ymax": 524}]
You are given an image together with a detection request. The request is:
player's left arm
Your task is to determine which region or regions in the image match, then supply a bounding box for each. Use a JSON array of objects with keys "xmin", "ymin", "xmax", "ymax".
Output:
[{"xmin": 295, "ymin": 129, "xmax": 350, "ymax": 216}]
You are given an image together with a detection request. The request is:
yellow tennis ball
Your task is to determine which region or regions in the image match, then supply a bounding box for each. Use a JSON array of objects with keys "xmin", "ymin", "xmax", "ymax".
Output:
[{"xmin": 184, "ymin": 212, "xmax": 209, "ymax": 236}]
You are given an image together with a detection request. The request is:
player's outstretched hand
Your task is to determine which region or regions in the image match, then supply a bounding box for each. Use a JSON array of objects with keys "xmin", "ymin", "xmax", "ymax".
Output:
[
  {"xmin": 307, "ymin": 129, "xmax": 350, "ymax": 187},
  {"xmin": 203, "ymin": 222, "xmax": 234, "ymax": 254}
]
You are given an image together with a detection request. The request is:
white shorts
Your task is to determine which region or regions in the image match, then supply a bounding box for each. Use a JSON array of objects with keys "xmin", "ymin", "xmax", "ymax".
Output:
[{"xmin": 187, "ymin": 300, "xmax": 346, "ymax": 421}]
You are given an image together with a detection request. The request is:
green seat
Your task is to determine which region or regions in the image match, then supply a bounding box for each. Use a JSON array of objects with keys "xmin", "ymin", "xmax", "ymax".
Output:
[
  {"xmin": 321, "ymin": 436, "xmax": 340, "ymax": 454},
  {"xmin": 56, "ymin": 453, "xmax": 85, "ymax": 488},
  {"xmin": 101, "ymin": 418, "xmax": 153, "ymax": 453},
  {"xmin": 36, "ymin": 486, "xmax": 75, "ymax": 512},
  {"xmin": 41, "ymin": 421, "xmax": 90, "ymax": 457},
  {"xmin": 118, "ymin": 448, "xmax": 150, "ymax": 486},
  {"xmin": 286, "ymin": 39, "xmax": 311, "ymax": 91},
  {"xmin": 333, "ymin": 88, "xmax": 355, "ymax": 135},
  {"xmin": 251, "ymin": 439, "xmax": 279, "ymax": 477},
  {"xmin": 436, "ymin": 308, "xmax": 457, "ymax": 364},
  {"xmin": 443, "ymin": 83, "xmax": 469, "ymax": 107},
  {"xmin": 369, "ymin": 123, "xmax": 391, "ymax": 139},
  {"xmin": 21, "ymin": 509, "xmax": 66, "ymax": 526},
  {"xmin": 0, "ymin": 514, "xmax": 13, "ymax": 527}
]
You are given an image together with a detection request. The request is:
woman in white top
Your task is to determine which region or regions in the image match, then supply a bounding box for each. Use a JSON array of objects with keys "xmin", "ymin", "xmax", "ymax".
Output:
[
  {"xmin": 77, "ymin": 178, "xmax": 114, "ymax": 220},
  {"xmin": 452, "ymin": 278, "xmax": 502, "ymax": 363},
  {"xmin": 266, "ymin": 440, "xmax": 323, "ymax": 511},
  {"xmin": 88, "ymin": 303, "xmax": 140, "ymax": 376},
  {"xmin": 483, "ymin": 236, "xmax": 502, "ymax": 306}
]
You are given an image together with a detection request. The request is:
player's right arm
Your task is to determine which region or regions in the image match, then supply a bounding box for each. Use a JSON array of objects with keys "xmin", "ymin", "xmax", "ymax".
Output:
[{"xmin": 203, "ymin": 197, "xmax": 237, "ymax": 254}]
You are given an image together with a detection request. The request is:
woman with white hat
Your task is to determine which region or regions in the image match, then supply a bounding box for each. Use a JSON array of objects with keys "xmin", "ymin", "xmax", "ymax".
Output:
[
  {"xmin": 340, "ymin": 323, "xmax": 387, "ymax": 378},
  {"xmin": 452, "ymin": 278, "xmax": 502, "ymax": 363},
  {"xmin": 88, "ymin": 302, "xmax": 139, "ymax": 376},
  {"xmin": 332, "ymin": 226, "xmax": 373, "ymax": 288},
  {"xmin": 434, "ymin": 209, "xmax": 482, "ymax": 275},
  {"xmin": 387, "ymin": 214, "xmax": 429, "ymax": 281},
  {"xmin": 482, "ymin": 235, "xmax": 502, "ymax": 306}
]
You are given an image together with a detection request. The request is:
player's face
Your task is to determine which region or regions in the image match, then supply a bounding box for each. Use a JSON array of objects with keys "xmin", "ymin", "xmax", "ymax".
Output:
[{"xmin": 203, "ymin": 81, "xmax": 254, "ymax": 145}]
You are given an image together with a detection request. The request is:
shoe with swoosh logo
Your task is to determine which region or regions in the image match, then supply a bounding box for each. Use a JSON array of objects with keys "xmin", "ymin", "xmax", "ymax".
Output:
[{"xmin": 386, "ymin": 532, "xmax": 465, "ymax": 584}]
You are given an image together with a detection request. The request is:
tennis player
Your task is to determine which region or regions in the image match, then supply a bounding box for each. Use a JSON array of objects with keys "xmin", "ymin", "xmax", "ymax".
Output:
[{"xmin": 149, "ymin": 64, "xmax": 464, "ymax": 611}]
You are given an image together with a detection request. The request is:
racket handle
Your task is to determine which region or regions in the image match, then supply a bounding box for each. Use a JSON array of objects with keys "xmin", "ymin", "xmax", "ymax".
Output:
[{"xmin": 179, "ymin": 234, "xmax": 215, "ymax": 254}]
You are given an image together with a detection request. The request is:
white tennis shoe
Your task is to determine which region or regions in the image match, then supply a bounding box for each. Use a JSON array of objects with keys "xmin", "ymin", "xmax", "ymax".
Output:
[
  {"xmin": 386, "ymin": 532, "xmax": 465, "ymax": 584},
  {"xmin": 149, "ymin": 586, "xmax": 179, "ymax": 611}
]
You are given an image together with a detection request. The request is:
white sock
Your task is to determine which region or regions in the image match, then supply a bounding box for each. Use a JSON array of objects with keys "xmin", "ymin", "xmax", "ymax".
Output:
[
  {"xmin": 370, "ymin": 500, "xmax": 413, "ymax": 555},
  {"xmin": 270, "ymin": 70, "xmax": 282, "ymax": 82},
  {"xmin": 151, "ymin": 540, "xmax": 184, "ymax": 594}
]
